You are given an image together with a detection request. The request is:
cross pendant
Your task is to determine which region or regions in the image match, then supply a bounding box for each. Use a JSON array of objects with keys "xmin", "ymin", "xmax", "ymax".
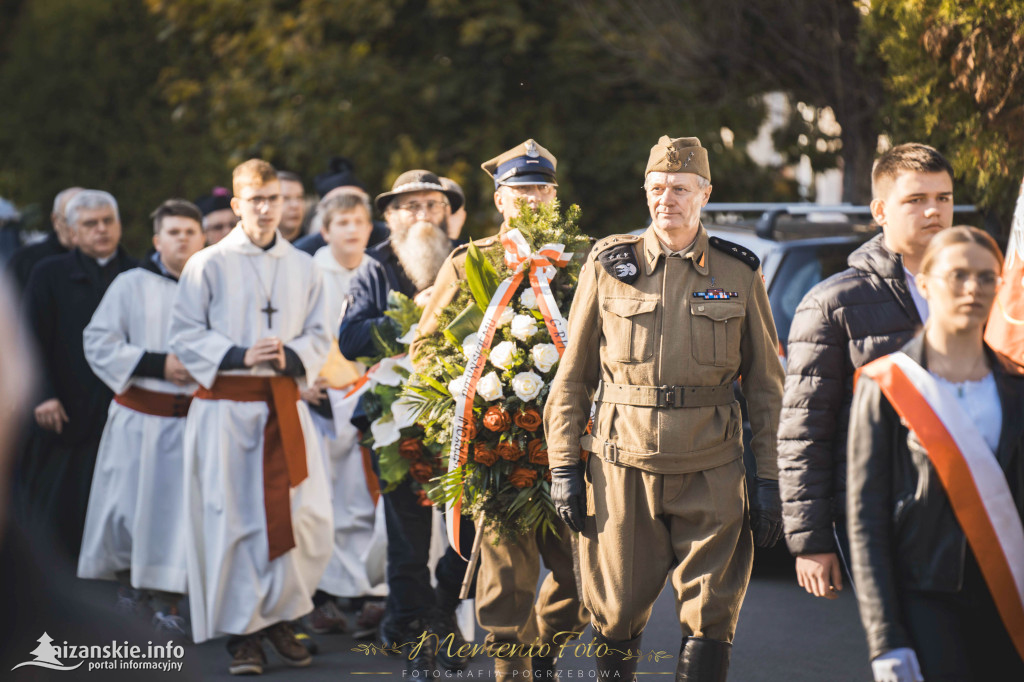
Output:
[{"xmin": 262, "ymin": 299, "xmax": 278, "ymax": 327}]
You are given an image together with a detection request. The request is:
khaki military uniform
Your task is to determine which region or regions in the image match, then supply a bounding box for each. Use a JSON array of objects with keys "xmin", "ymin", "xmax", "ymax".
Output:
[
  {"xmin": 543, "ymin": 224, "xmax": 783, "ymax": 642},
  {"xmin": 414, "ymin": 233, "xmax": 588, "ymax": 656}
]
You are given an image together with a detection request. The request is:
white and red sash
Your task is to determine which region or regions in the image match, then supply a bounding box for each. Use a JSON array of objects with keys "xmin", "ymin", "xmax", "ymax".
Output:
[{"xmin": 859, "ymin": 351, "xmax": 1024, "ymax": 658}]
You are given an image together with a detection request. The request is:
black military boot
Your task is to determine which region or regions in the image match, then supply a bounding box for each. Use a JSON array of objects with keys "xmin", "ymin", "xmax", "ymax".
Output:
[
  {"xmin": 531, "ymin": 652, "xmax": 557, "ymax": 680},
  {"xmin": 594, "ymin": 632, "xmax": 642, "ymax": 682},
  {"xmin": 433, "ymin": 583, "xmax": 470, "ymax": 671},
  {"xmin": 675, "ymin": 637, "xmax": 731, "ymax": 682},
  {"xmin": 382, "ymin": 616, "xmax": 436, "ymax": 675}
]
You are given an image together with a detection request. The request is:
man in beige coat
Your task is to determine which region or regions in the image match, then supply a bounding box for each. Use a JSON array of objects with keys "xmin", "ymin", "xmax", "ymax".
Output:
[
  {"xmin": 543, "ymin": 136, "xmax": 785, "ymax": 682},
  {"xmin": 415, "ymin": 140, "xmax": 587, "ymax": 680}
]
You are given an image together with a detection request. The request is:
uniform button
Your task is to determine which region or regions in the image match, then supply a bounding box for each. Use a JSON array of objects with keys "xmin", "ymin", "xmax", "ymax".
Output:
[{"xmin": 698, "ymin": 305, "xmax": 705, "ymax": 311}]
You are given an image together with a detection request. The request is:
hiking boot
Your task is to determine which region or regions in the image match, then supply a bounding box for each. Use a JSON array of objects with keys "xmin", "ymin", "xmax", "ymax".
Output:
[
  {"xmin": 353, "ymin": 601, "xmax": 386, "ymax": 639},
  {"xmin": 228, "ymin": 636, "xmax": 266, "ymax": 676},
  {"xmin": 434, "ymin": 584, "xmax": 469, "ymax": 670},
  {"xmin": 262, "ymin": 621, "xmax": 313, "ymax": 667},
  {"xmin": 400, "ymin": 618, "xmax": 436, "ymax": 675},
  {"xmin": 308, "ymin": 600, "xmax": 348, "ymax": 634}
]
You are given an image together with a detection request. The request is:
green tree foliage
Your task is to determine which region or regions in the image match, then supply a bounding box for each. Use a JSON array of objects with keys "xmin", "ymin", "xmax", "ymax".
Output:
[
  {"xmin": 0, "ymin": 0, "xmax": 222, "ymax": 251},
  {"xmin": 867, "ymin": 0, "xmax": 1024, "ymax": 233},
  {"xmin": 144, "ymin": 0, "xmax": 787, "ymax": 238}
]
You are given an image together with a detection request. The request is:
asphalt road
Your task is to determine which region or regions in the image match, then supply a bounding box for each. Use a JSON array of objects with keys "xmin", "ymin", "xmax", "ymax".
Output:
[{"xmin": 181, "ymin": 547, "xmax": 872, "ymax": 681}]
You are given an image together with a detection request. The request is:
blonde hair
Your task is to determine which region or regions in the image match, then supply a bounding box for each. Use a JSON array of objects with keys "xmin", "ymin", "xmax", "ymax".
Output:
[
  {"xmin": 919, "ymin": 225, "xmax": 1004, "ymax": 275},
  {"xmin": 232, "ymin": 159, "xmax": 278, "ymax": 195}
]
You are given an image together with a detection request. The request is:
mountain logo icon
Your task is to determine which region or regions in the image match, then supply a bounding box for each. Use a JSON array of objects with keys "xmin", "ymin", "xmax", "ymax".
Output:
[{"xmin": 11, "ymin": 633, "xmax": 83, "ymax": 672}]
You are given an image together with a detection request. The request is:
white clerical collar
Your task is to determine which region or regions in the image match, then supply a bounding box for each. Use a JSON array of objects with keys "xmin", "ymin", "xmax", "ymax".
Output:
[{"xmin": 95, "ymin": 253, "xmax": 116, "ymax": 267}]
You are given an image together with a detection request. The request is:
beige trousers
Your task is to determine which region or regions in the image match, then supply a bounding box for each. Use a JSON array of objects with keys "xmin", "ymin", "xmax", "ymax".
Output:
[
  {"xmin": 475, "ymin": 520, "xmax": 589, "ymax": 649},
  {"xmin": 581, "ymin": 455, "xmax": 753, "ymax": 642}
]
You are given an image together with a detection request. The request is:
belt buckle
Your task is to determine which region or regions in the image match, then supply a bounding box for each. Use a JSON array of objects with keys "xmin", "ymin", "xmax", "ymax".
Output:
[
  {"xmin": 657, "ymin": 385, "xmax": 683, "ymax": 408},
  {"xmin": 603, "ymin": 441, "xmax": 619, "ymax": 464}
]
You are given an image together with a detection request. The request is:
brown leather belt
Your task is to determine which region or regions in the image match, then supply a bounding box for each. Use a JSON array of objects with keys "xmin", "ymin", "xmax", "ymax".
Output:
[
  {"xmin": 114, "ymin": 385, "xmax": 193, "ymax": 418},
  {"xmin": 196, "ymin": 376, "xmax": 308, "ymax": 561},
  {"xmin": 595, "ymin": 381, "xmax": 734, "ymax": 408}
]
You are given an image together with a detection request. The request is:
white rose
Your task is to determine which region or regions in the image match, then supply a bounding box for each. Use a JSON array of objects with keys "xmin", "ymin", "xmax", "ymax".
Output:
[
  {"xmin": 489, "ymin": 340, "xmax": 518, "ymax": 370},
  {"xmin": 447, "ymin": 374, "xmax": 468, "ymax": 398},
  {"xmin": 510, "ymin": 314, "xmax": 539, "ymax": 342},
  {"xmin": 461, "ymin": 332, "xmax": 481, "ymax": 358},
  {"xmin": 520, "ymin": 288, "xmax": 538, "ymax": 309},
  {"xmin": 511, "ymin": 371, "xmax": 544, "ymax": 402},
  {"xmin": 531, "ymin": 343, "xmax": 561, "ymax": 373},
  {"xmin": 497, "ymin": 307, "xmax": 516, "ymax": 327},
  {"xmin": 476, "ymin": 371, "xmax": 504, "ymax": 402}
]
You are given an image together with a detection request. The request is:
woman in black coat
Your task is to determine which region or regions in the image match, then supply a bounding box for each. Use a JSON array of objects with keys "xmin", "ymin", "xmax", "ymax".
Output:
[{"xmin": 848, "ymin": 226, "xmax": 1024, "ymax": 682}]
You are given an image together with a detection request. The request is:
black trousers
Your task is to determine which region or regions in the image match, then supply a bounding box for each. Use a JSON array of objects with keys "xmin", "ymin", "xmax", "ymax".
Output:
[{"xmin": 900, "ymin": 550, "xmax": 1023, "ymax": 681}]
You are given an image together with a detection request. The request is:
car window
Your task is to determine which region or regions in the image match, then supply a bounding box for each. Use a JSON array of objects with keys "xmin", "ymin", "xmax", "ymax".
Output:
[{"xmin": 769, "ymin": 243, "xmax": 855, "ymax": 347}]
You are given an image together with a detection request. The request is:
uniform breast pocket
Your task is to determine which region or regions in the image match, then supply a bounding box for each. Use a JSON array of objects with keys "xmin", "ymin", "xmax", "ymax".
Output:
[
  {"xmin": 690, "ymin": 301, "xmax": 744, "ymax": 366},
  {"xmin": 602, "ymin": 296, "xmax": 658, "ymax": 363}
]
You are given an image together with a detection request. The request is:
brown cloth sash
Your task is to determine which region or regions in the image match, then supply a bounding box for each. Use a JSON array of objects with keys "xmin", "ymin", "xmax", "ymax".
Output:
[
  {"xmin": 114, "ymin": 385, "xmax": 193, "ymax": 417},
  {"xmin": 196, "ymin": 376, "xmax": 308, "ymax": 561}
]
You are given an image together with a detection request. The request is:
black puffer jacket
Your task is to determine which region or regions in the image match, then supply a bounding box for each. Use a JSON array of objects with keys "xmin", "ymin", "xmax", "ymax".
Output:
[{"xmin": 778, "ymin": 234, "xmax": 923, "ymax": 555}]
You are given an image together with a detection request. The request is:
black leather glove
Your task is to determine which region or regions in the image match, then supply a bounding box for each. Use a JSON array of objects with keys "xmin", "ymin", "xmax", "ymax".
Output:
[
  {"xmin": 749, "ymin": 477, "xmax": 783, "ymax": 548},
  {"xmin": 550, "ymin": 462, "xmax": 586, "ymax": 533}
]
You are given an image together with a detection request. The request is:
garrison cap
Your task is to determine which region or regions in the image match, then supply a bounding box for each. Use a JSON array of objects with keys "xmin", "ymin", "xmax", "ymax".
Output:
[
  {"xmin": 645, "ymin": 135, "xmax": 710, "ymax": 181},
  {"xmin": 375, "ymin": 169, "xmax": 464, "ymax": 213},
  {"xmin": 482, "ymin": 139, "xmax": 558, "ymax": 188}
]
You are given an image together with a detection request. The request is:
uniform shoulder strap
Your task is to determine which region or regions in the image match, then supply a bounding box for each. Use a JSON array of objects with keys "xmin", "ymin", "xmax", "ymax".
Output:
[{"xmin": 709, "ymin": 236, "xmax": 760, "ymax": 270}]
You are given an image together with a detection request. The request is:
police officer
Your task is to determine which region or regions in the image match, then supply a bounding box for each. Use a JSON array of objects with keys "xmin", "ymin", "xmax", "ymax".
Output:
[
  {"xmin": 543, "ymin": 136, "xmax": 785, "ymax": 682},
  {"xmin": 415, "ymin": 140, "xmax": 588, "ymax": 680}
]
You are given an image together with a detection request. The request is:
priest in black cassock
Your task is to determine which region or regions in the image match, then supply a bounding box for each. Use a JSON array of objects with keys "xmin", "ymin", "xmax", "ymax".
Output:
[
  {"xmin": 15, "ymin": 189, "xmax": 137, "ymax": 563},
  {"xmin": 4, "ymin": 187, "xmax": 82, "ymax": 294}
]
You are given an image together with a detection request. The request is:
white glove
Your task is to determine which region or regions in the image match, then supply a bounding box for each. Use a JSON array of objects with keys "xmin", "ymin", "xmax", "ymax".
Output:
[{"xmin": 871, "ymin": 648, "xmax": 924, "ymax": 682}]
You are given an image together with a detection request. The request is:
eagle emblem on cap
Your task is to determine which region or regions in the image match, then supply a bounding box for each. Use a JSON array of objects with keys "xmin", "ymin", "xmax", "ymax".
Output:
[
  {"xmin": 525, "ymin": 140, "xmax": 540, "ymax": 158},
  {"xmin": 666, "ymin": 146, "xmax": 681, "ymax": 171},
  {"xmin": 615, "ymin": 262, "xmax": 638, "ymax": 278}
]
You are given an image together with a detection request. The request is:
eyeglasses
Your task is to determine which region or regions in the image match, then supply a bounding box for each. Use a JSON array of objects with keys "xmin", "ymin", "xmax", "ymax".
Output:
[
  {"xmin": 392, "ymin": 200, "xmax": 449, "ymax": 214},
  {"xmin": 927, "ymin": 269, "xmax": 1002, "ymax": 292},
  {"xmin": 504, "ymin": 185, "xmax": 555, "ymax": 198},
  {"xmin": 241, "ymin": 194, "xmax": 282, "ymax": 208}
]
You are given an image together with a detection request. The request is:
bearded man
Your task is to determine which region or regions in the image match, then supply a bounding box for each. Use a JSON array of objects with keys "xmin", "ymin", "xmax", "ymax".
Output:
[{"xmin": 338, "ymin": 170, "xmax": 473, "ymax": 676}]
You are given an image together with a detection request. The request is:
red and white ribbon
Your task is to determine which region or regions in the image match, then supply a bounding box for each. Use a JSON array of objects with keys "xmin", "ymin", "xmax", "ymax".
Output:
[{"xmin": 446, "ymin": 228, "xmax": 573, "ymax": 557}]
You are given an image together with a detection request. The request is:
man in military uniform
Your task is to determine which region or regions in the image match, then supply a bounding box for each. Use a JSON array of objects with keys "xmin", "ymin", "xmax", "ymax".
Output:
[
  {"xmin": 543, "ymin": 136, "xmax": 784, "ymax": 682},
  {"xmin": 415, "ymin": 140, "xmax": 588, "ymax": 679}
]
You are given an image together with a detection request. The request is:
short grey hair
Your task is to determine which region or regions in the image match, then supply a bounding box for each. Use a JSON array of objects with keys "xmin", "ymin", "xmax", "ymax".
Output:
[
  {"xmin": 51, "ymin": 187, "xmax": 83, "ymax": 217},
  {"xmin": 643, "ymin": 174, "xmax": 710, "ymax": 191},
  {"xmin": 65, "ymin": 189, "xmax": 119, "ymax": 228}
]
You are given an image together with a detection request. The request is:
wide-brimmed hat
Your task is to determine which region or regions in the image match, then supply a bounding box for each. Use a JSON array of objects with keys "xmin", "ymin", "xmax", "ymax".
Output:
[{"xmin": 375, "ymin": 169, "xmax": 464, "ymax": 213}]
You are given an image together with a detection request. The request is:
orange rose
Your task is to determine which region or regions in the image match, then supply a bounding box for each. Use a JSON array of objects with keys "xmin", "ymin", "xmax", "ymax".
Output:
[
  {"xmin": 409, "ymin": 461, "xmax": 435, "ymax": 483},
  {"xmin": 513, "ymin": 408, "xmax": 543, "ymax": 432},
  {"xmin": 414, "ymin": 488, "xmax": 434, "ymax": 507},
  {"xmin": 464, "ymin": 419, "xmax": 478, "ymax": 440},
  {"xmin": 509, "ymin": 467, "xmax": 538, "ymax": 489},
  {"xmin": 473, "ymin": 443, "xmax": 499, "ymax": 466},
  {"xmin": 527, "ymin": 439, "xmax": 549, "ymax": 466},
  {"xmin": 398, "ymin": 438, "xmax": 423, "ymax": 461},
  {"xmin": 482, "ymin": 406, "xmax": 512, "ymax": 432},
  {"xmin": 496, "ymin": 442, "xmax": 523, "ymax": 462}
]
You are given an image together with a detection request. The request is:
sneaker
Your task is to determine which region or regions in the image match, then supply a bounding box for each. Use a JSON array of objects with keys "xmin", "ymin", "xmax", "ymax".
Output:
[
  {"xmin": 352, "ymin": 602, "xmax": 385, "ymax": 639},
  {"xmin": 229, "ymin": 636, "xmax": 266, "ymax": 676},
  {"xmin": 116, "ymin": 586, "xmax": 145, "ymax": 616},
  {"xmin": 262, "ymin": 622, "xmax": 313, "ymax": 667},
  {"xmin": 152, "ymin": 611, "xmax": 189, "ymax": 637},
  {"xmin": 308, "ymin": 600, "xmax": 348, "ymax": 634}
]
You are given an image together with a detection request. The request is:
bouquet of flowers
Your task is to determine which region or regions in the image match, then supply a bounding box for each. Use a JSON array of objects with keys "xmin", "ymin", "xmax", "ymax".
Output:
[
  {"xmin": 404, "ymin": 200, "xmax": 588, "ymax": 540},
  {"xmin": 354, "ymin": 292, "xmax": 443, "ymax": 506}
]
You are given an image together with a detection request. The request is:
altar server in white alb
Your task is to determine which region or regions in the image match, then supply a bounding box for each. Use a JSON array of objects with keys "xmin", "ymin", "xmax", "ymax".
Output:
[
  {"xmin": 169, "ymin": 159, "xmax": 333, "ymax": 676},
  {"xmin": 304, "ymin": 189, "xmax": 388, "ymax": 634},
  {"xmin": 78, "ymin": 199, "xmax": 206, "ymax": 635}
]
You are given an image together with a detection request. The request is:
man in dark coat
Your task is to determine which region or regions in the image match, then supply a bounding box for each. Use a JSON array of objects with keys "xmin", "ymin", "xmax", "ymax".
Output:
[
  {"xmin": 5, "ymin": 187, "xmax": 82, "ymax": 293},
  {"xmin": 338, "ymin": 170, "xmax": 472, "ymax": 675},
  {"xmin": 15, "ymin": 189, "xmax": 137, "ymax": 564},
  {"xmin": 778, "ymin": 143, "xmax": 954, "ymax": 600}
]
